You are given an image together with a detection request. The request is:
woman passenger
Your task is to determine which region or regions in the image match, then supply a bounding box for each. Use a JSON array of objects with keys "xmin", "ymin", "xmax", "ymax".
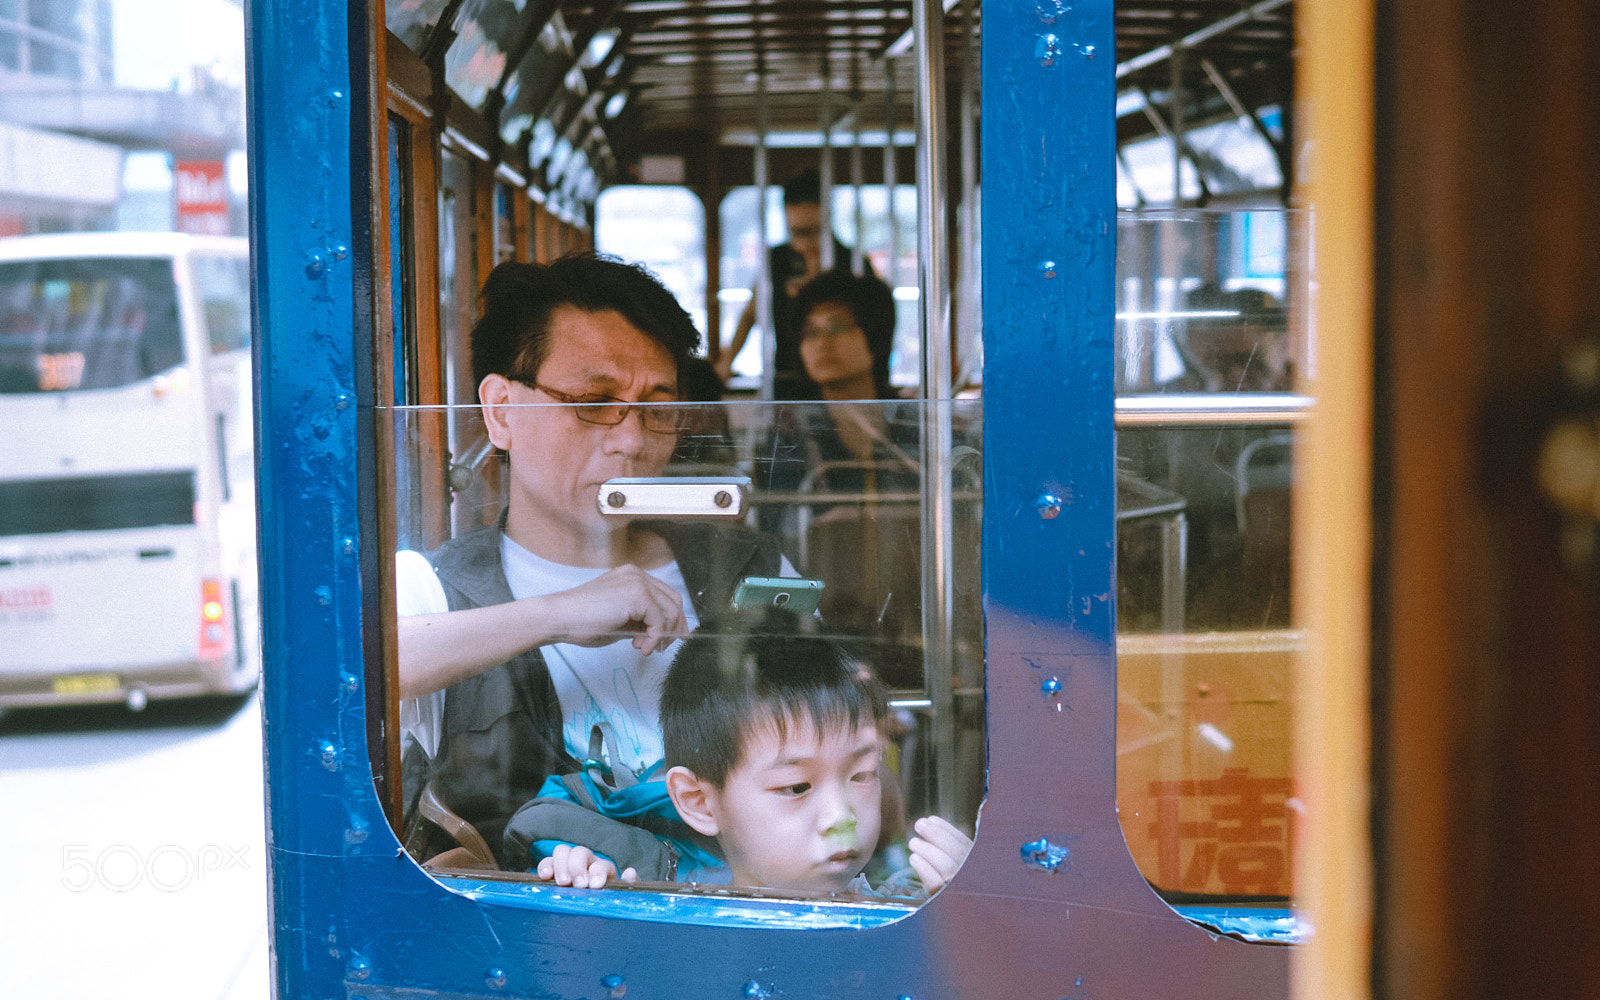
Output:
[{"xmin": 758, "ymin": 269, "xmax": 924, "ymax": 688}]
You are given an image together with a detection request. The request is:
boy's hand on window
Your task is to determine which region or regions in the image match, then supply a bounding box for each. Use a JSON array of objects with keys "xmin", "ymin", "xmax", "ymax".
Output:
[
  {"xmin": 533, "ymin": 844, "xmax": 639, "ymax": 889},
  {"xmin": 907, "ymin": 816, "xmax": 973, "ymax": 894}
]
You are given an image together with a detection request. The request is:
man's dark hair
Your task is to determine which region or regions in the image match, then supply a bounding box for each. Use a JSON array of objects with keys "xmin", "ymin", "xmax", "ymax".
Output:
[
  {"xmin": 662, "ymin": 610, "xmax": 886, "ymax": 788},
  {"xmin": 791, "ymin": 269, "xmax": 898, "ymax": 397},
  {"xmin": 470, "ymin": 253, "xmax": 702, "ymax": 389},
  {"xmin": 782, "ymin": 168, "xmax": 821, "ymax": 207}
]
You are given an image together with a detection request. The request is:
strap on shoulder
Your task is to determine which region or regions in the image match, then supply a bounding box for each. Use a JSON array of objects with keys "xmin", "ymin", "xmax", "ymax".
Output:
[{"xmin": 584, "ymin": 722, "xmax": 638, "ymax": 790}]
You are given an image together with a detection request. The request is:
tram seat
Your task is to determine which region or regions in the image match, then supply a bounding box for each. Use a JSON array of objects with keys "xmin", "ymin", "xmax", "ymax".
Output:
[
  {"xmin": 1235, "ymin": 433, "xmax": 1294, "ymax": 574},
  {"xmin": 800, "ymin": 483, "xmax": 926, "ymax": 691},
  {"xmin": 414, "ymin": 779, "xmax": 499, "ymax": 871}
]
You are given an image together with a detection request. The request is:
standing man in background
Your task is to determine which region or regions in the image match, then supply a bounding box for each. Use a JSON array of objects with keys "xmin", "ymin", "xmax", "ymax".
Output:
[{"xmin": 716, "ymin": 169, "xmax": 873, "ymax": 398}]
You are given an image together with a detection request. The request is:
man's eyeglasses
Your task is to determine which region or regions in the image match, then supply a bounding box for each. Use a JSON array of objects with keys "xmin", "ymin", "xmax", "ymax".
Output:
[{"xmin": 524, "ymin": 382, "xmax": 688, "ymax": 434}]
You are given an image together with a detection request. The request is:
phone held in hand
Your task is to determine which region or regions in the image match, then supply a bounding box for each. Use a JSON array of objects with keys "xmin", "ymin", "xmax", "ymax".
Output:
[{"xmin": 731, "ymin": 577, "xmax": 825, "ymax": 615}]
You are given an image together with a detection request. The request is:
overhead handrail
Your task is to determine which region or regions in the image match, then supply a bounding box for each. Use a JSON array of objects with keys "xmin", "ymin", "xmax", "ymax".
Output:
[
  {"xmin": 1115, "ymin": 0, "xmax": 1293, "ymax": 80},
  {"xmin": 1114, "ymin": 393, "xmax": 1313, "ymax": 426}
]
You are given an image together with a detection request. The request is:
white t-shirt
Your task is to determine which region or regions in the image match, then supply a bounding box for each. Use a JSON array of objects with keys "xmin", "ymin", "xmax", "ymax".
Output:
[{"xmin": 396, "ymin": 535, "xmax": 698, "ymax": 777}]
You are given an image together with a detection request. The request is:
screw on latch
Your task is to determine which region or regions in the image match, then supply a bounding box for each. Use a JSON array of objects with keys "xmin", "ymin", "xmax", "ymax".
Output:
[
  {"xmin": 714, "ymin": 490, "xmax": 733, "ymax": 508},
  {"xmin": 1533, "ymin": 335, "xmax": 1600, "ymax": 574},
  {"xmin": 607, "ymin": 491, "xmax": 627, "ymax": 508}
]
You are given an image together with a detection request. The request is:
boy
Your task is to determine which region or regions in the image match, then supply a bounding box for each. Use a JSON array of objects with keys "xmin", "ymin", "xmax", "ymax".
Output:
[{"xmin": 530, "ymin": 614, "xmax": 972, "ymax": 895}]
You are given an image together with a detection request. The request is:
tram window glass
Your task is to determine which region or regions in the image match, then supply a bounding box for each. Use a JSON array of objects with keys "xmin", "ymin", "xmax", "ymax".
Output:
[
  {"xmin": 1114, "ymin": 211, "xmax": 1300, "ymax": 395},
  {"xmin": 385, "ymin": 0, "xmax": 450, "ymax": 52},
  {"xmin": 383, "ymin": 395, "xmax": 983, "ymax": 908},
  {"xmin": 494, "ymin": 183, "xmax": 515, "ymax": 264},
  {"xmin": 387, "ymin": 116, "xmax": 415, "ymax": 407},
  {"xmin": 594, "ymin": 186, "xmax": 707, "ymax": 338},
  {"xmin": 1113, "ymin": 209, "xmax": 1303, "ymax": 908},
  {"xmin": 717, "ymin": 184, "xmax": 919, "ymax": 387},
  {"xmin": 438, "ymin": 148, "xmax": 494, "ymax": 537}
]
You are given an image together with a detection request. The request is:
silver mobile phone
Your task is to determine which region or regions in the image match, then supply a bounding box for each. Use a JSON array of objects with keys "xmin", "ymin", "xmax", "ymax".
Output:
[{"xmin": 597, "ymin": 476, "xmax": 751, "ymax": 518}]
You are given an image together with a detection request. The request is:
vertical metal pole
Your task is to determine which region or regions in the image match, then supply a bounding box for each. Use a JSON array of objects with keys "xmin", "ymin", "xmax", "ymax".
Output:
[
  {"xmin": 913, "ymin": 0, "xmax": 955, "ymax": 823},
  {"xmin": 884, "ymin": 58, "xmax": 899, "ymax": 290},
  {"xmin": 1170, "ymin": 42, "xmax": 1185, "ymax": 207},
  {"xmin": 851, "ymin": 84, "xmax": 865, "ymax": 275},
  {"xmin": 1162, "ymin": 511, "xmax": 1188, "ymax": 634},
  {"xmin": 755, "ymin": 53, "xmax": 775, "ymax": 401},
  {"xmin": 819, "ymin": 55, "xmax": 835, "ymax": 271},
  {"xmin": 957, "ymin": 0, "xmax": 980, "ymax": 386}
]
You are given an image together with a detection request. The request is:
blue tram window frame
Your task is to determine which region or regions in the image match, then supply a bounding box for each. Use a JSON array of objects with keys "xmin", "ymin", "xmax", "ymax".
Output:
[{"xmin": 248, "ymin": 1, "xmax": 1294, "ymax": 996}]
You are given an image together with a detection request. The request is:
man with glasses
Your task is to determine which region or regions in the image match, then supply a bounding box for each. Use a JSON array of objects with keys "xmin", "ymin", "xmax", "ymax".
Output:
[{"xmin": 396, "ymin": 254, "xmax": 785, "ymax": 867}]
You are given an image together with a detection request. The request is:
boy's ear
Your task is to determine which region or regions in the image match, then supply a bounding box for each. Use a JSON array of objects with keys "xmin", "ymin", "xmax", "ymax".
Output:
[
  {"xmin": 479, "ymin": 374, "xmax": 515, "ymax": 451},
  {"xmin": 665, "ymin": 765, "xmax": 720, "ymax": 837}
]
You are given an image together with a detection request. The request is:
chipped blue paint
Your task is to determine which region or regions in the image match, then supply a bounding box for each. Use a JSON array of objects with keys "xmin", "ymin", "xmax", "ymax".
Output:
[
  {"xmin": 251, "ymin": 0, "xmax": 1290, "ymax": 996},
  {"xmin": 1174, "ymin": 908, "xmax": 1308, "ymax": 945},
  {"xmin": 443, "ymin": 876, "xmax": 916, "ymax": 930},
  {"xmin": 1021, "ymin": 838, "xmax": 1072, "ymax": 872}
]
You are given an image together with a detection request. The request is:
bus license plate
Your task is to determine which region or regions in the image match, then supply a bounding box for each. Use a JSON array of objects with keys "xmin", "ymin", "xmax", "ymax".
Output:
[{"xmin": 51, "ymin": 673, "xmax": 120, "ymax": 696}]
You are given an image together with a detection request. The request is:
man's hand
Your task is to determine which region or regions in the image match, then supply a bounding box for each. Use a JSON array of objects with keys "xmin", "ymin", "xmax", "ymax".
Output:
[
  {"xmin": 533, "ymin": 844, "xmax": 639, "ymax": 889},
  {"xmin": 538, "ymin": 564, "xmax": 689, "ymax": 654},
  {"xmin": 907, "ymin": 816, "xmax": 973, "ymax": 894}
]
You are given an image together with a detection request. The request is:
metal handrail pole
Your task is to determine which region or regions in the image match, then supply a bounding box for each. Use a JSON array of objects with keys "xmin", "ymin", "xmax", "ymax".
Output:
[
  {"xmin": 820, "ymin": 54, "xmax": 835, "ymax": 271},
  {"xmin": 884, "ymin": 57, "xmax": 899, "ymax": 289},
  {"xmin": 957, "ymin": 0, "xmax": 980, "ymax": 385},
  {"xmin": 755, "ymin": 54, "xmax": 775, "ymax": 402},
  {"xmin": 913, "ymin": 0, "xmax": 956, "ymax": 822},
  {"xmin": 852, "ymin": 86, "xmax": 866, "ymax": 276}
]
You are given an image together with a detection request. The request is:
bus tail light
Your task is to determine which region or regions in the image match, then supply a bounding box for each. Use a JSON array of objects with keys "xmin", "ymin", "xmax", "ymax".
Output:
[{"xmin": 200, "ymin": 578, "xmax": 229, "ymax": 655}]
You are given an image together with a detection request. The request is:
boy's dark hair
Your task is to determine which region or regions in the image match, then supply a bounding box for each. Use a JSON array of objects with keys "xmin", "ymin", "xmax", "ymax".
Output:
[
  {"xmin": 782, "ymin": 168, "xmax": 821, "ymax": 207},
  {"xmin": 470, "ymin": 252, "xmax": 702, "ymax": 389},
  {"xmin": 662, "ymin": 610, "xmax": 887, "ymax": 788},
  {"xmin": 791, "ymin": 269, "xmax": 898, "ymax": 397}
]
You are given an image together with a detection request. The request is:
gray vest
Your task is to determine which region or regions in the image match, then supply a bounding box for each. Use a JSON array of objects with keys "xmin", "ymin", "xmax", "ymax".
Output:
[{"xmin": 402, "ymin": 519, "xmax": 782, "ymax": 867}]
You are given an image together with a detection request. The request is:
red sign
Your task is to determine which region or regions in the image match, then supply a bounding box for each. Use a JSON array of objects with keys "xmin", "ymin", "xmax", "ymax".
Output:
[
  {"xmin": 175, "ymin": 160, "xmax": 229, "ymax": 235},
  {"xmin": 1147, "ymin": 768, "xmax": 1296, "ymax": 895}
]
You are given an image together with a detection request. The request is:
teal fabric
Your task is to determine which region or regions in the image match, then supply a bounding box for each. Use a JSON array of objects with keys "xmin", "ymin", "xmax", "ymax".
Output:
[{"xmin": 528, "ymin": 763, "xmax": 726, "ymax": 877}]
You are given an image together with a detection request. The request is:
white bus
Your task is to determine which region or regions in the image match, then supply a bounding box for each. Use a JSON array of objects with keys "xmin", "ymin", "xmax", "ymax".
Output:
[{"xmin": 0, "ymin": 233, "xmax": 258, "ymax": 709}]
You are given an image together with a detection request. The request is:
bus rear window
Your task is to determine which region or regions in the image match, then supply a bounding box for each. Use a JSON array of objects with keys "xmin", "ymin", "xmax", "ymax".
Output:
[{"xmin": 0, "ymin": 257, "xmax": 183, "ymax": 394}]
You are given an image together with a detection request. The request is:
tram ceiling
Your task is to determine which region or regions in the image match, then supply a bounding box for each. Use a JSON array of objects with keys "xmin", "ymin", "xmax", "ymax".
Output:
[
  {"xmin": 387, "ymin": 0, "xmax": 1293, "ymax": 200},
  {"xmin": 1112, "ymin": 1, "xmax": 1294, "ymax": 147}
]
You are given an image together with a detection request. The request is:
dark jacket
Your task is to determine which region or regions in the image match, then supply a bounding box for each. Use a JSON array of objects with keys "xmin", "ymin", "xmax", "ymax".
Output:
[{"xmin": 401, "ymin": 519, "xmax": 783, "ymax": 867}]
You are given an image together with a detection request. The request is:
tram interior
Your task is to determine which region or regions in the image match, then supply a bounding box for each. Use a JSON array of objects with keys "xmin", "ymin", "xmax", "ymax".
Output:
[{"xmin": 377, "ymin": 0, "xmax": 1300, "ymax": 911}]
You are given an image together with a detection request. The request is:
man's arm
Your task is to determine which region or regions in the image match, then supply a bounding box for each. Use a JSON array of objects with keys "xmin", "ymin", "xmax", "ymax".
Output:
[
  {"xmin": 715, "ymin": 298, "xmax": 757, "ymax": 381},
  {"xmin": 397, "ymin": 564, "xmax": 691, "ymax": 700}
]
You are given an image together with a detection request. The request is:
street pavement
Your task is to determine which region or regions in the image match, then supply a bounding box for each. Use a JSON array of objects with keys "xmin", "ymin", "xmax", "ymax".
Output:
[{"xmin": 0, "ymin": 693, "xmax": 269, "ymax": 1000}]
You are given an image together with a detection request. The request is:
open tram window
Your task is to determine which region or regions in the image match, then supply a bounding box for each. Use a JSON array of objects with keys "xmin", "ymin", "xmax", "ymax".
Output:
[
  {"xmin": 716, "ymin": 183, "xmax": 920, "ymax": 390},
  {"xmin": 594, "ymin": 186, "xmax": 708, "ymax": 339},
  {"xmin": 379, "ymin": 257, "xmax": 983, "ymax": 913},
  {"xmin": 1113, "ymin": 209, "xmax": 1307, "ymax": 915},
  {"xmin": 364, "ymin": 0, "xmax": 986, "ymax": 928}
]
